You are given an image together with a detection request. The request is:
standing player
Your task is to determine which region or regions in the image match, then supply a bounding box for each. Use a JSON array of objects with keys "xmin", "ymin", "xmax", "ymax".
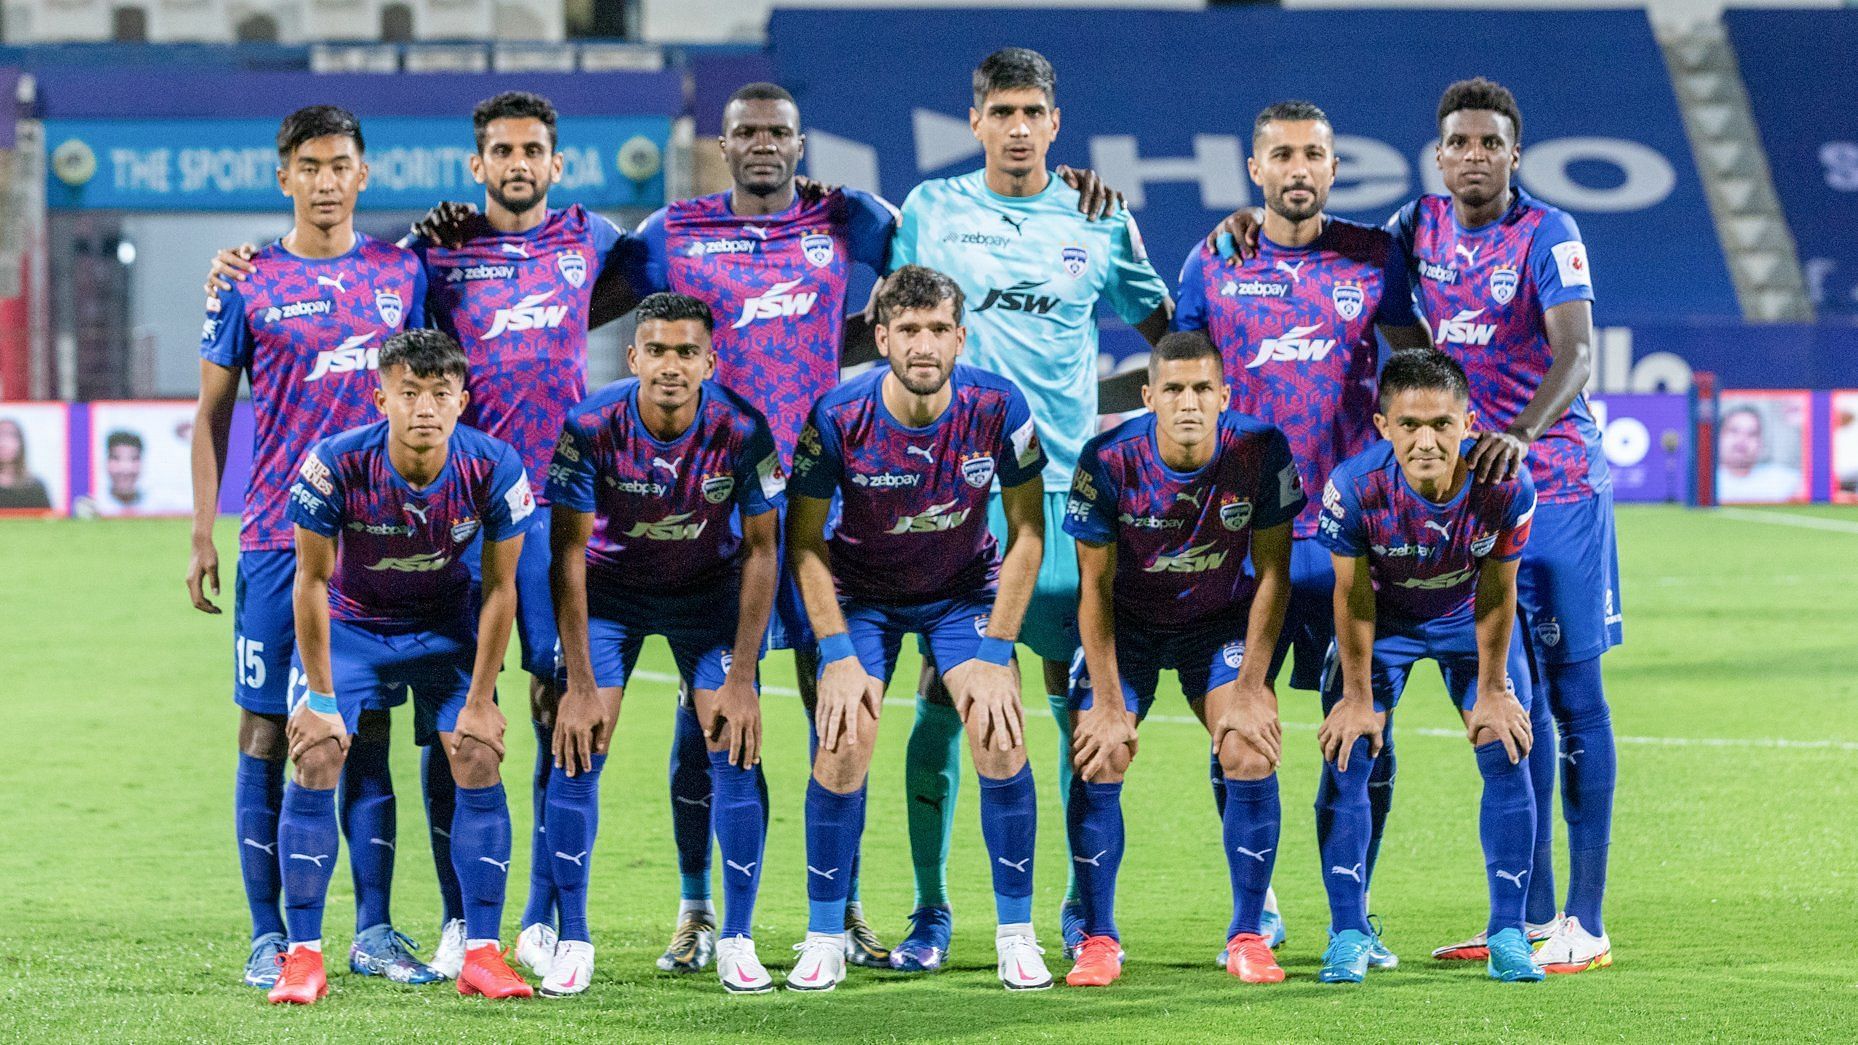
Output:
[
  {"xmin": 887, "ymin": 47, "xmax": 1172, "ymax": 968},
  {"xmin": 1388, "ymin": 79, "xmax": 1617, "ymax": 972},
  {"xmin": 1312, "ymin": 348, "xmax": 1542, "ymax": 985},
  {"xmin": 1062, "ymin": 333, "xmax": 1301, "ymax": 987},
  {"xmin": 784, "ymin": 266, "xmax": 1052, "ymax": 993},
  {"xmin": 1173, "ymin": 100, "xmax": 1428, "ymax": 962},
  {"xmin": 543, "ymin": 293, "xmax": 786, "ymax": 996},
  {"xmin": 268, "ymin": 329, "xmax": 535, "ymax": 1004},
  {"xmin": 188, "ymin": 105, "xmax": 436, "ymax": 988}
]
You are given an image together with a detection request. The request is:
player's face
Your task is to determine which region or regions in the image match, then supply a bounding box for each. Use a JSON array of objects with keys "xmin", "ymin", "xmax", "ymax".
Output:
[
  {"xmin": 471, "ymin": 117, "xmax": 562, "ymax": 216},
  {"xmin": 877, "ymin": 300, "xmax": 965, "ymax": 397},
  {"xmin": 971, "ymin": 88, "xmax": 1059, "ymax": 181},
  {"xmin": 1249, "ymin": 119, "xmax": 1336, "ymax": 223},
  {"xmin": 278, "ymin": 135, "xmax": 367, "ymax": 232},
  {"xmin": 376, "ymin": 366, "xmax": 467, "ymax": 454},
  {"xmin": 1720, "ymin": 411, "xmax": 1763, "ymax": 470},
  {"xmin": 1437, "ymin": 110, "xmax": 1520, "ymax": 210},
  {"xmin": 628, "ymin": 318, "xmax": 715, "ymax": 413},
  {"xmin": 1143, "ymin": 356, "xmax": 1227, "ymax": 449},
  {"xmin": 721, "ymin": 98, "xmax": 805, "ymax": 198},
  {"xmin": 0, "ymin": 420, "xmax": 21, "ymax": 466},
  {"xmin": 1375, "ymin": 388, "xmax": 1474, "ymax": 488},
  {"xmin": 106, "ymin": 445, "xmax": 141, "ymax": 496}
]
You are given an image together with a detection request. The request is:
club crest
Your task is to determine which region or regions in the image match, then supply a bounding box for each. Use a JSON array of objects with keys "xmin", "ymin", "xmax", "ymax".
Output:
[
  {"xmin": 961, "ymin": 454, "xmax": 996, "ymax": 489},
  {"xmin": 1221, "ymin": 641, "xmax": 1245, "ymax": 669},
  {"xmin": 1533, "ymin": 620, "xmax": 1562, "ymax": 648},
  {"xmin": 1218, "ymin": 498, "xmax": 1253, "ymax": 531},
  {"xmin": 803, "ymin": 233, "xmax": 834, "ymax": 268},
  {"xmin": 1061, "ymin": 246, "xmax": 1089, "ymax": 279},
  {"xmin": 1331, "ymin": 283, "xmax": 1364, "ymax": 321},
  {"xmin": 1490, "ymin": 266, "xmax": 1519, "ymax": 305},
  {"xmin": 702, "ymin": 474, "xmax": 736, "ymax": 504},
  {"xmin": 375, "ymin": 290, "xmax": 403, "ymax": 327},
  {"xmin": 557, "ymin": 251, "xmax": 587, "ymax": 288}
]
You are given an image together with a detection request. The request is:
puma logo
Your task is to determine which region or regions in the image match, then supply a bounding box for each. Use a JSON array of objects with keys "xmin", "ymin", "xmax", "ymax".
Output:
[
  {"xmin": 316, "ymin": 274, "xmax": 347, "ymax": 293},
  {"xmin": 997, "ymin": 856, "xmax": 1030, "ymax": 873},
  {"xmin": 402, "ymin": 503, "xmax": 429, "ymax": 525},
  {"xmin": 478, "ymin": 856, "xmax": 512, "ymax": 873},
  {"xmin": 652, "ymin": 456, "xmax": 681, "ymax": 478},
  {"xmin": 905, "ymin": 445, "xmax": 935, "ymax": 465},
  {"xmin": 1330, "ymin": 862, "xmax": 1364, "ymax": 883},
  {"xmin": 1234, "ymin": 846, "xmax": 1273, "ymax": 863},
  {"xmin": 806, "ymin": 865, "xmax": 838, "ymax": 880},
  {"xmin": 1073, "ymin": 849, "xmax": 1109, "ymax": 868},
  {"xmin": 1274, "ymin": 258, "xmax": 1305, "ymax": 282},
  {"xmin": 1495, "ymin": 869, "xmax": 1528, "ymax": 889},
  {"xmin": 242, "ymin": 838, "xmax": 277, "ymax": 856},
  {"xmin": 369, "ymin": 837, "xmax": 395, "ymax": 852},
  {"xmin": 554, "ymin": 850, "xmax": 588, "ymax": 867},
  {"xmin": 1455, "ymin": 243, "xmax": 1480, "ymax": 268},
  {"xmin": 727, "ymin": 859, "xmax": 758, "ymax": 877},
  {"xmin": 288, "ymin": 852, "xmax": 330, "ymax": 869},
  {"xmin": 673, "ymin": 796, "xmax": 711, "ymax": 808},
  {"xmin": 1424, "ymin": 520, "xmax": 1451, "ymax": 540},
  {"xmin": 1000, "ymin": 214, "xmax": 1027, "ymax": 235}
]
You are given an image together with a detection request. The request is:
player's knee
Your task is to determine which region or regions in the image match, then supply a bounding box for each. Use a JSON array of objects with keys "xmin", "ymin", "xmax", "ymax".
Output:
[
  {"xmin": 293, "ymin": 741, "xmax": 346, "ymax": 790},
  {"xmin": 529, "ymin": 678, "xmax": 559, "ymax": 729},
  {"xmin": 811, "ymin": 743, "xmax": 870, "ymax": 793},
  {"xmin": 448, "ymin": 740, "xmax": 501, "ymax": 789},
  {"xmin": 238, "ymin": 710, "xmax": 287, "ymax": 761},
  {"xmin": 969, "ymin": 741, "xmax": 1026, "ymax": 780},
  {"xmin": 1217, "ymin": 736, "xmax": 1273, "ymax": 781},
  {"xmin": 1079, "ymin": 748, "xmax": 1130, "ymax": 785}
]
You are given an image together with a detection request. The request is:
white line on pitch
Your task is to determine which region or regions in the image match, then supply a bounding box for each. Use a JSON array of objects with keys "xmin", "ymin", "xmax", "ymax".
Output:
[{"xmin": 1710, "ymin": 507, "xmax": 1858, "ymax": 534}]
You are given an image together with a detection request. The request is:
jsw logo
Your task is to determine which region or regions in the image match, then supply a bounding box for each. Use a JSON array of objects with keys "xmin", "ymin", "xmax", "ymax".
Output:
[
  {"xmin": 367, "ymin": 551, "xmax": 451, "ymax": 573},
  {"xmin": 625, "ymin": 512, "xmax": 709, "ymax": 541},
  {"xmin": 1247, "ymin": 324, "xmax": 1338, "ymax": 368},
  {"xmin": 1396, "ymin": 567, "xmax": 1475, "ymax": 590},
  {"xmin": 975, "ymin": 280, "xmax": 1061, "ymax": 316},
  {"xmin": 1143, "ymin": 542, "xmax": 1230, "ymax": 573},
  {"xmin": 305, "ymin": 332, "xmax": 379, "ymax": 382},
  {"xmin": 734, "ymin": 278, "xmax": 819, "ymax": 329},
  {"xmin": 484, "ymin": 291, "xmax": 571, "ymax": 338},
  {"xmin": 1433, "ymin": 309, "xmax": 1497, "ymax": 347},
  {"xmin": 888, "ymin": 500, "xmax": 971, "ymax": 534}
]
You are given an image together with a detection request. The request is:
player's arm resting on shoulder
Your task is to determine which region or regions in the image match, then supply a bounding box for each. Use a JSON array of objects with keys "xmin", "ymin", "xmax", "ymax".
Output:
[
  {"xmin": 715, "ymin": 508, "xmax": 779, "ymax": 768},
  {"xmin": 409, "ymin": 200, "xmax": 478, "ymax": 249},
  {"xmin": 549, "ymin": 507, "xmax": 603, "ymax": 775},
  {"xmin": 588, "ymin": 255, "xmax": 645, "ymax": 330},
  {"xmin": 1134, "ymin": 299, "xmax": 1175, "ymax": 347},
  {"xmin": 1055, "ymin": 164, "xmax": 1125, "ymax": 221},
  {"xmin": 1205, "ymin": 208, "xmax": 1267, "ymax": 262},
  {"xmin": 1070, "ymin": 537, "xmax": 1136, "ymax": 779},
  {"xmin": 1218, "ymin": 521, "xmax": 1290, "ymax": 768},
  {"xmin": 456, "ymin": 531, "xmax": 521, "ymax": 762},
  {"xmin": 289, "ymin": 527, "xmax": 348, "ymax": 759},
  {"xmin": 203, "ymin": 243, "xmax": 259, "ymax": 298},
  {"xmin": 187, "ymin": 361, "xmax": 241, "ymax": 613},
  {"xmin": 1469, "ymin": 299, "xmax": 1593, "ymax": 483},
  {"xmin": 1097, "ymin": 368, "xmax": 1145, "ymax": 416},
  {"xmin": 789, "ymin": 492, "xmax": 870, "ymax": 750},
  {"xmin": 1465, "ymin": 556, "xmax": 1530, "ymax": 761},
  {"xmin": 1319, "ymin": 553, "xmax": 1383, "ymax": 770}
]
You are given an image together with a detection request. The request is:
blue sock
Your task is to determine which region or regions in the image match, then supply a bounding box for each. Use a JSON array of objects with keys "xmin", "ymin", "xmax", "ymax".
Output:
[
  {"xmin": 802, "ymin": 778, "xmax": 863, "ymax": 934},
  {"xmin": 1365, "ymin": 712, "xmax": 1396, "ymax": 889},
  {"xmin": 421, "ymin": 745, "xmax": 464, "ymax": 924},
  {"xmin": 709, "ymin": 750, "xmax": 767, "ymax": 939},
  {"xmin": 452, "ymin": 783, "xmax": 513, "ymax": 944},
  {"xmin": 340, "ymin": 733, "xmax": 395, "ymax": 932},
  {"xmin": 1548, "ymin": 657, "xmax": 1614, "ymax": 934},
  {"xmin": 1524, "ymin": 680, "xmax": 1560, "ymax": 924},
  {"xmin": 545, "ymin": 756, "xmax": 604, "ymax": 943},
  {"xmin": 1223, "ymin": 775, "xmax": 1280, "ymax": 939},
  {"xmin": 1475, "ymin": 741, "xmax": 1537, "ymax": 936},
  {"xmin": 234, "ymin": 753, "xmax": 286, "ymax": 939},
  {"xmin": 278, "ymin": 782, "xmax": 339, "ymax": 944},
  {"xmin": 1315, "ymin": 740, "xmax": 1374, "ymax": 935},
  {"xmin": 1208, "ymin": 746, "xmax": 1225, "ymax": 817},
  {"xmin": 1066, "ymin": 778, "xmax": 1124, "ymax": 939},
  {"xmin": 671, "ymin": 704, "xmax": 714, "ymax": 903},
  {"xmin": 978, "ymin": 764, "xmax": 1036, "ymax": 925},
  {"xmin": 1046, "ymin": 694, "xmax": 1079, "ymax": 905},
  {"xmin": 519, "ymin": 721, "xmax": 557, "ymax": 929}
]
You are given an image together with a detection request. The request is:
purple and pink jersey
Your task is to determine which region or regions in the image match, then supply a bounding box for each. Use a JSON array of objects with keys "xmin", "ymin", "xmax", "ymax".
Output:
[
  {"xmin": 1174, "ymin": 218, "xmax": 1414, "ymax": 539},
  {"xmin": 286, "ymin": 420, "xmax": 534, "ymax": 629},
  {"xmin": 632, "ymin": 188, "xmax": 897, "ymax": 464},
  {"xmin": 1065, "ymin": 411, "xmax": 1305, "ymax": 629},
  {"xmin": 1317, "ymin": 440, "xmax": 1535, "ymax": 624},
  {"xmin": 407, "ymin": 205, "xmax": 634, "ymax": 503},
  {"xmin": 1387, "ymin": 190, "xmax": 1606, "ymax": 504},
  {"xmin": 545, "ymin": 378, "xmax": 786, "ymax": 594},
  {"xmin": 789, "ymin": 364, "xmax": 1045, "ymax": 604},
  {"xmin": 200, "ymin": 234, "xmax": 427, "ymax": 552}
]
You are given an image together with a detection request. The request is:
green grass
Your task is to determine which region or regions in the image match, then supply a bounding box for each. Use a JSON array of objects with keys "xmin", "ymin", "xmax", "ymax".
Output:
[{"xmin": 2, "ymin": 505, "xmax": 1856, "ymax": 1042}]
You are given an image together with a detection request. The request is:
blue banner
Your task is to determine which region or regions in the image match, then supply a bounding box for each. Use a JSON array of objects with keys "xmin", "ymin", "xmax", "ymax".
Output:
[
  {"xmin": 45, "ymin": 115, "xmax": 669, "ymax": 211},
  {"xmin": 1727, "ymin": 10, "xmax": 1858, "ymax": 316},
  {"xmin": 770, "ymin": 8, "xmax": 1736, "ymax": 324}
]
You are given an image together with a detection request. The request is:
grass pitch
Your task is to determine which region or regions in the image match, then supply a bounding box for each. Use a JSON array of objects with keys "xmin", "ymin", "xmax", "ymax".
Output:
[{"xmin": 1, "ymin": 506, "xmax": 1855, "ymax": 1042}]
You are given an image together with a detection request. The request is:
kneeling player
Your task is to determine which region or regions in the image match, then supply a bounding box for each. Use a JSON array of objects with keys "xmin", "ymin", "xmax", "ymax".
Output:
[
  {"xmin": 545, "ymin": 293, "xmax": 784, "ymax": 995},
  {"xmin": 786, "ymin": 265, "xmax": 1051, "ymax": 992},
  {"xmin": 1312, "ymin": 349, "xmax": 1541, "ymax": 984},
  {"xmin": 1063, "ymin": 333, "xmax": 1302, "ymax": 987},
  {"xmin": 270, "ymin": 330, "xmax": 534, "ymax": 1004}
]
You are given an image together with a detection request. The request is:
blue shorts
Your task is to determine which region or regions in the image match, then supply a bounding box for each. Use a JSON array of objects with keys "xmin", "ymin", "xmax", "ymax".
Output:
[
  {"xmin": 766, "ymin": 497, "xmax": 839, "ymax": 654},
  {"xmin": 289, "ymin": 619, "xmax": 473, "ymax": 736},
  {"xmin": 833, "ymin": 592, "xmax": 994, "ymax": 683},
  {"xmin": 1517, "ymin": 488, "xmax": 1623, "ymax": 666},
  {"xmin": 986, "ymin": 489, "xmax": 1077, "ymax": 664},
  {"xmin": 1323, "ymin": 611, "xmax": 1534, "ymax": 715},
  {"xmin": 1067, "ymin": 613, "xmax": 1249, "ymax": 719},
  {"xmin": 465, "ymin": 505, "xmax": 555, "ymax": 681},
  {"xmin": 588, "ymin": 582, "xmax": 744, "ymax": 693},
  {"xmin": 1269, "ymin": 537, "xmax": 1335, "ymax": 692},
  {"xmin": 232, "ymin": 549, "xmax": 299, "ymax": 716}
]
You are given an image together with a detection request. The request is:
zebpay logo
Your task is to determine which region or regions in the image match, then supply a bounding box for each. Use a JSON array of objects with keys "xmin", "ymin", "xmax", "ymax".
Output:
[{"xmin": 975, "ymin": 280, "xmax": 1060, "ymax": 316}]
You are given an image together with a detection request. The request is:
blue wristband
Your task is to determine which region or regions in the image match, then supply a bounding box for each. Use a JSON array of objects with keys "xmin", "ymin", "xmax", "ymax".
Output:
[
  {"xmin": 305, "ymin": 690, "xmax": 339, "ymax": 716},
  {"xmin": 817, "ymin": 632, "xmax": 858, "ymax": 665},
  {"xmin": 975, "ymin": 636, "xmax": 1016, "ymax": 666}
]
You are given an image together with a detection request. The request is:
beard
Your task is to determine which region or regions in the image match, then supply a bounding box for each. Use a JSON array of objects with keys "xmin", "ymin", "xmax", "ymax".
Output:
[{"xmin": 487, "ymin": 177, "xmax": 546, "ymax": 215}]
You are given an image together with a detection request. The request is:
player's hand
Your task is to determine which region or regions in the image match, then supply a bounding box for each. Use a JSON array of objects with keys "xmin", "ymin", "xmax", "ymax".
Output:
[
  {"xmin": 1071, "ymin": 705, "xmax": 1138, "ymax": 781},
  {"xmin": 944, "ymin": 659, "xmax": 1025, "ymax": 753},
  {"xmin": 1056, "ymin": 164, "xmax": 1125, "ymax": 221},
  {"xmin": 1466, "ymin": 429, "xmax": 1529, "ymax": 484},
  {"xmin": 452, "ymin": 699, "xmax": 508, "ymax": 762},
  {"xmin": 412, "ymin": 200, "xmax": 479, "ymax": 248},
  {"xmin": 795, "ymin": 175, "xmax": 839, "ymax": 204},
  {"xmin": 1317, "ymin": 694, "xmax": 1386, "ymax": 771},
  {"xmin": 1465, "ymin": 683, "xmax": 1532, "ymax": 763},
  {"xmin": 287, "ymin": 704, "xmax": 349, "ymax": 763},
  {"xmin": 705, "ymin": 675, "xmax": 763, "ymax": 769},
  {"xmin": 185, "ymin": 534, "xmax": 221, "ymax": 614},
  {"xmin": 551, "ymin": 683, "xmax": 607, "ymax": 777},
  {"xmin": 203, "ymin": 243, "xmax": 260, "ymax": 305},
  {"xmin": 1213, "ymin": 680, "xmax": 1282, "ymax": 769},
  {"xmin": 1205, "ymin": 207, "xmax": 1266, "ymax": 263},
  {"xmin": 816, "ymin": 658, "xmax": 880, "ymax": 753}
]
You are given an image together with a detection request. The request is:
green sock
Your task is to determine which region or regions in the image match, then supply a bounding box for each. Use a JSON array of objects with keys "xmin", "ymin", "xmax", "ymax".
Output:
[
  {"xmin": 905, "ymin": 698, "xmax": 964, "ymax": 908},
  {"xmin": 1048, "ymin": 693, "xmax": 1080, "ymax": 904}
]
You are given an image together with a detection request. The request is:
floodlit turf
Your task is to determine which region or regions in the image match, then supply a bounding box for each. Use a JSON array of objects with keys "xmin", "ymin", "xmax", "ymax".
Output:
[{"xmin": 1, "ymin": 506, "xmax": 1855, "ymax": 1042}]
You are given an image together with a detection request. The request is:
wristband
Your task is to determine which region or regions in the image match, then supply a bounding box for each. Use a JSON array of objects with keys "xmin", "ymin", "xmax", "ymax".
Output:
[
  {"xmin": 305, "ymin": 690, "xmax": 339, "ymax": 716},
  {"xmin": 975, "ymin": 636, "xmax": 1016, "ymax": 666},
  {"xmin": 817, "ymin": 632, "xmax": 858, "ymax": 665}
]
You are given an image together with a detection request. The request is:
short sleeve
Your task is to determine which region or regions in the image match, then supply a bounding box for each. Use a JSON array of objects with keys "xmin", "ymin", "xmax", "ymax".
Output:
[
  {"xmin": 1172, "ymin": 246, "xmax": 1209, "ymax": 333},
  {"xmin": 631, "ymin": 209, "xmax": 672, "ymax": 293},
  {"xmin": 786, "ymin": 405, "xmax": 843, "ymax": 499},
  {"xmin": 200, "ymin": 283, "xmax": 252, "ymax": 368},
  {"xmin": 544, "ymin": 420, "xmax": 599, "ymax": 513},
  {"xmin": 1061, "ymin": 445, "xmax": 1117, "ymax": 545},
  {"xmin": 588, "ymin": 211, "xmax": 624, "ymax": 261},
  {"xmin": 404, "ymin": 262, "xmax": 428, "ymax": 329},
  {"xmin": 1100, "ymin": 211, "xmax": 1170, "ymax": 325},
  {"xmin": 1529, "ymin": 209, "xmax": 1595, "ymax": 310},
  {"xmin": 843, "ymin": 189, "xmax": 900, "ymax": 271},
  {"xmin": 994, "ymin": 386, "xmax": 1047, "ymax": 488},
  {"xmin": 1372, "ymin": 235, "xmax": 1416, "ymax": 327},
  {"xmin": 286, "ymin": 442, "xmax": 344, "ymax": 536},
  {"xmin": 887, "ymin": 185, "xmax": 926, "ymax": 271},
  {"xmin": 483, "ymin": 444, "xmax": 536, "ymax": 542},
  {"xmin": 1314, "ymin": 472, "xmax": 1367, "ymax": 558},
  {"xmin": 734, "ymin": 415, "xmax": 787, "ymax": 517},
  {"xmin": 1255, "ymin": 427, "xmax": 1307, "ymax": 528},
  {"xmin": 1489, "ymin": 475, "xmax": 1537, "ymax": 561}
]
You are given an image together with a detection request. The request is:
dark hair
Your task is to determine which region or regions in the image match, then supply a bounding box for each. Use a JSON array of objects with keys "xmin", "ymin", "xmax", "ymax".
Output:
[
  {"xmin": 276, "ymin": 105, "xmax": 364, "ymax": 162},
  {"xmin": 378, "ymin": 328, "xmax": 469, "ymax": 384},
  {"xmin": 635, "ymin": 292, "xmax": 716, "ymax": 333},
  {"xmin": 1252, "ymin": 100, "xmax": 1330, "ymax": 145},
  {"xmin": 972, "ymin": 47, "xmax": 1056, "ymax": 109},
  {"xmin": 473, "ymin": 91, "xmax": 558, "ymax": 152},
  {"xmin": 1437, "ymin": 77, "xmax": 1523, "ymax": 143},
  {"xmin": 105, "ymin": 429, "xmax": 144, "ymax": 453},
  {"xmin": 875, "ymin": 265, "xmax": 965, "ymax": 325},
  {"xmin": 1378, "ymin": 349, "xmax": 1470, "ymax": 411},
  {"xmin": 1721, "ymin": 404, "xmax": 1763, "ymax": 431},
  {"xmin": 727, "ymin": 82, "xmax": 795, "ymax": 107},
  {"xmin": 1147, "ymin": 331, "xmax": 1223, "ymax": 379}
]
